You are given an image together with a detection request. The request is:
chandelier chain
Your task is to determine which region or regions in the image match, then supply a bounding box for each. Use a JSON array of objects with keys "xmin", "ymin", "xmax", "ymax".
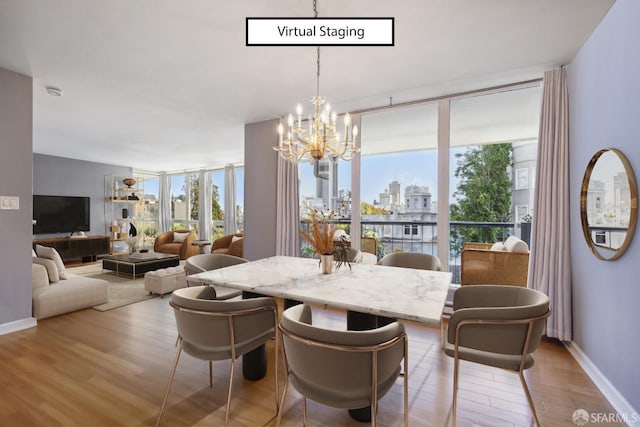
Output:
[{"xmin": 314, "ymin": 0, "xmax": 320, "ymax": 96}]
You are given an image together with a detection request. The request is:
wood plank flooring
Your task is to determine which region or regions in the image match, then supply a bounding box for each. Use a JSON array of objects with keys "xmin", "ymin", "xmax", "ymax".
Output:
[{"xmin": 0, "ymin": 297, "xmax": 622, "ymax": 427}]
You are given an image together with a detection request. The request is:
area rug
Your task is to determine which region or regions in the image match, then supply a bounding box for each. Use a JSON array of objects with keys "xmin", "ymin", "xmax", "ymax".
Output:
[{"xmin": 67, "ymin": 262, "xmax": 156, "ymax": 311}]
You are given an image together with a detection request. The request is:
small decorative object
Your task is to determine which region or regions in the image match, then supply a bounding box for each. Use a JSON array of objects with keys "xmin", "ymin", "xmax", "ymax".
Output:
[
  {"xmin": 300, "ymin": 209, "xmax": 336, "ymax": 273},
  {"xmin": 320, "ymin": 254, "xmax": 334, "ymax": 274},
  {"xmin": 332, "ymin": 235, "xmax": 352, "ymax": 271},
  {"xmin": 122, "ymin": 178, "xmax": 136, "ymax": 188},
  {"xmin": 122, "ymin": 208, "xmax": 128, "ymax": 219},
  {"xmin": 126, "ymin": 237, "xmax": 137, "ymax": 254},
  {"xmin": 129, "ymin": 223, "xmax": 137, "ymax": 237}
]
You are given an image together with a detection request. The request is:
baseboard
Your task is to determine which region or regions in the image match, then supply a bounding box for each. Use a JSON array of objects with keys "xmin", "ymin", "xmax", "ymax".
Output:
[
  {"xmin": 0, "ymin": 317, "xmax": 37, "ymax": 335},
  {"xmin": 565, "ymin": 341, "xmax": 640, "ymax": 426}
]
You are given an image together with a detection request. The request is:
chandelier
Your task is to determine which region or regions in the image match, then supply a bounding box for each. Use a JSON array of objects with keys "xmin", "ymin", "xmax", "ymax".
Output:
[{"xmin": 274, "ymin": 1, "xmax": 359, "ymax": 163}]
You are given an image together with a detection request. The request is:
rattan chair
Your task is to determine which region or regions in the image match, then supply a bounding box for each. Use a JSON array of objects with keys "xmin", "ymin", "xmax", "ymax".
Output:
[
  {"xmin": 276, "ymin": 304, "xmax": 408, "ymax": 427},
  {"xmin": 184, "ymin": 253, "xmax": 248, "ymax": 299},
  {"xmin": 460, "ymin": 242, "xmax": 529, "ymax": 286},
  {"xmin": 443, "ymin": 285, "xmax": 550, "ymax": 426},
  {"xmin": 156, "ymin": 286, "xmax": 278, "ymax": 427}
]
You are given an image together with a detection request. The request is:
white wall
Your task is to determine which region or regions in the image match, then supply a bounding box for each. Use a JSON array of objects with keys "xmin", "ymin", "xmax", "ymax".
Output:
[
  {"xmin": 0, "ymin": 67, "xmax": 33, "ymax": 329},
  {"xmin": 568, "ymin": 0, "xmax": 640, "ymax": 414}
]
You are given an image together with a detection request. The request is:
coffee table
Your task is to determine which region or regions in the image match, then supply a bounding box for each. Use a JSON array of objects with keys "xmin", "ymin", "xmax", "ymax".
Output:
[{"xmin": 102, "ymin": 253, "xmax": 180, "ymax": 278}]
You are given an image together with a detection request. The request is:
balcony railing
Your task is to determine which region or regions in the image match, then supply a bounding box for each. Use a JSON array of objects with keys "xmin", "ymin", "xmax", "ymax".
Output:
[{"xmin": 301, "ymin": 219, "xmax": 526, "ymax": 284}]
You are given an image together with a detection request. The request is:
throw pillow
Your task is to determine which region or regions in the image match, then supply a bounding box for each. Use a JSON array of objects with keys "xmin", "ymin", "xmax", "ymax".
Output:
[
  {"xmin": 173, "ymin": 232, "xmax": 189, "ymax": 243},
  {"xmin": 32, "ymin": 257, "xmax": 60, "ymax": 283},
  {"xmin": 32, "ymin": 248, "xmax": 37, "ymax": 258},
  {"xmin": 490, "ymin": 242, "xmax": 507, "ymax": 251},
  {"xmin": 504, "ymin": 236, "xmax": 529, "ymax": 253},
  {"xmin": 35, "ymin": 244, "xmax": 68, "ymax": 279}
]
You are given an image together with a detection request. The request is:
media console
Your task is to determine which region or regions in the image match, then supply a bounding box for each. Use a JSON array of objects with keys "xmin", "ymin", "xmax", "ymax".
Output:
[{"xmin": 33, "ymin": 235, "xmax": 110, "ymax": 263}]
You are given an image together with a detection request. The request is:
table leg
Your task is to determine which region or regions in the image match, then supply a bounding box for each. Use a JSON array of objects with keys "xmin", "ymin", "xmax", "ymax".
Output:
[
  {"xmin": 346, "ymin": 311, "xmax": 377, "ymax": 422},
  {"xmin": 346, "ymin": 311, "xmax": 398, "ymax": 422},
  {"xmin": 241, "ymin": 291, "xmax": 267, "ymax": 380}
]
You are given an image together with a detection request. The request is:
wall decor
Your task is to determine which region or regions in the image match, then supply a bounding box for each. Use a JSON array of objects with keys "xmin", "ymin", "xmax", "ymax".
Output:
[{"xmin": 580, "ymin": 148, "xmax": 638, "ymax": 260}]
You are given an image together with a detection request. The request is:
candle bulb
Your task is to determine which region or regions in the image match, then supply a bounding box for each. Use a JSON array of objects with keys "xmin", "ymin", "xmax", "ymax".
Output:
[
  {"xmin": 344, "ymin": 113, "xmax": 351, "ymax": 141},
  {"xmin": 296, "ymin": 103, "xmax": 302, "ymax": 129},
  {"xmin": 277, "ymin": 122, "xmax": 284, "ymax": 147}
]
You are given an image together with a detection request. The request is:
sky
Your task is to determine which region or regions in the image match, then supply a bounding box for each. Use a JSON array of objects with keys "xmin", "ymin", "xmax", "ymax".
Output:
[{"xmin": 299, "ymin": 148, "xmax": 466, "ymax": 206}]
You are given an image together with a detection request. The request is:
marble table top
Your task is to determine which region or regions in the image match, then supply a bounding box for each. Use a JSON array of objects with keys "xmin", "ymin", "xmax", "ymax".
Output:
[{"xmin": 189, "ymin": 255, "xmax": 452, "ymax": 325}]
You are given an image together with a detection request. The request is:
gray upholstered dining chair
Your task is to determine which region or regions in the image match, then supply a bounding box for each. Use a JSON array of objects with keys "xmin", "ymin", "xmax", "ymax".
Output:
[
  {"xmin": 443, "ymin": 285, "xmax": 550, "ymax": 427},
  {"xmin": 377, "ymin": 252, "xmax": 449, "ymax": 342},
  {"xmin": 184, "ymin": 253, "xmax": 248, "ymax": 299},
  {"xmin": 276, "ymin": 304, "xmax": 408, "ymax": 427},
  {"xmin": 377, "ymin": 252, "xmax": 442, "ymax": 271},
  {"xmin": 156, "ymin": 286, "xmax": 278, "ymax": 427}
]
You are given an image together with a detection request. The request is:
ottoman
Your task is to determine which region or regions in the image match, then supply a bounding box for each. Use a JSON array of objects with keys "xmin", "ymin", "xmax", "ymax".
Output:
[{"xmin": 144, "ymin": 266, "xmax": 187, "ymax": 297}]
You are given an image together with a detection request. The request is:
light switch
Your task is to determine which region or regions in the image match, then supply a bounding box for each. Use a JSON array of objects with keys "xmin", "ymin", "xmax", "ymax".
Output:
[{"xmin": 0, "ymin": 196, "xmax": 20, "ymax": 210}]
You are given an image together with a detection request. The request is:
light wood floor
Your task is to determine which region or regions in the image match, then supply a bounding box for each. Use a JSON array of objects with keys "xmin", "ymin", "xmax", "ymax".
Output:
[{"xmin": 0, "ymin": 297, "xmax": 622, "ymax": 427}]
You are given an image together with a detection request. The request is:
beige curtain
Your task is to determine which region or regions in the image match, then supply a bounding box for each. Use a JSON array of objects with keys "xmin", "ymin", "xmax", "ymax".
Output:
[
  {"xmin": 529, "ymin": 68, "xmax": 572, "ymax": 341},
  {"xmin": 276, "ymin": 156, "xmax": 300, "ymax": 256},
  {"xmin": 224, "ymin": 164, "xmax": 237, "ymax": 234}
]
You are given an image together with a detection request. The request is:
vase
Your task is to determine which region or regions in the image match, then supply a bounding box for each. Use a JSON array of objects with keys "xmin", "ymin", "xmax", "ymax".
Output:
[{"xmin": 320, "ymin": 254, "xmax": 334, "ymax": 274}]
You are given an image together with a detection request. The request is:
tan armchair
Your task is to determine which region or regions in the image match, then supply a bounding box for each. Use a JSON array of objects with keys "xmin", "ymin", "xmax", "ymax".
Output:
[
  {"xmin": 154, "ymin": 230, "xmax": 198, "ymax": 260},
  {"xmin": 212, "ymin": 233, "xmax": 243, "ymax": 258},
  {"xmin": 460, "ymin": 242, "xmax": 529, "ymax": 286}
]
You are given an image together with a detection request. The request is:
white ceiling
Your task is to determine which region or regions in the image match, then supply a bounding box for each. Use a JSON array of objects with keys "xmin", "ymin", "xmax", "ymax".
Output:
[{"xmin": 0, "ymin": 0, "xmax": 614, "ymax": 172}]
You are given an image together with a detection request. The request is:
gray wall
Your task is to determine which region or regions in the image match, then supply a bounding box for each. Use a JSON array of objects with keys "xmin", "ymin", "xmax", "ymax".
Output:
[
  {"xmin": 0, "ymin": 67, "xmax": 33, "ymax": 325},
  {"xmin": 244, "ymin": 119, "xmax": 279, "ymax": 261},
  {"xmin": 568, "ymin": 0, "xmax": 640, "ymax": 412},
  {"xmin": 33, "ymin": 154, "xmax": 131, "ymax": 239}
]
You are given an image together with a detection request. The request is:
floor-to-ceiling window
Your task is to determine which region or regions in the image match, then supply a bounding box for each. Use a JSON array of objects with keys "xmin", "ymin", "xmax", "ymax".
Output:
[
  {"xmin": 170, "ymin": 173, "xmax": 198, "ymax": 231},
  {"xmin": 294, "ymin": 82, "xmax": 541, "ymax": 276},
  {"xmin": 359, "ymin": 104, "xmax": 438, "ymax": 258},
  {"xmin": 448, "ymin": 85, "xmax": 541, "ymax": 281},
  {"xmin": 235, "ymin": 167, "xmax": 245, "ymax": 233},
  {"xmin": 211, "ymin": 170, "xmax": 225, "ymax": 240},
  {"xmin": 138, "ymin": 174, "xmax": 159, "ymax": 243}
]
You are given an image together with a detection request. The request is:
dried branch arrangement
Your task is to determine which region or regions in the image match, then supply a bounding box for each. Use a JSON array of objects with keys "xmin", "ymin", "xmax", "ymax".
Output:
[{"xmin": 300, "ymin": 209, "xmax": 336, "ymax": 255}]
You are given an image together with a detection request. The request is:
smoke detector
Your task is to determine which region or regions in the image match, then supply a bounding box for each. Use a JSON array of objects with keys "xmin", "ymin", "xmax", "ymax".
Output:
[{"xmin": 46, "ymin": 86, "xmax": 63, "ymax": 97}]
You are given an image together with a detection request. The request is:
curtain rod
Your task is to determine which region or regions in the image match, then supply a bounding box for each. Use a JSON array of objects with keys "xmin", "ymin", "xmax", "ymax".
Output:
[{"xmin": 348, "ymin": 78, "xmax": 543, "ymax": 116}]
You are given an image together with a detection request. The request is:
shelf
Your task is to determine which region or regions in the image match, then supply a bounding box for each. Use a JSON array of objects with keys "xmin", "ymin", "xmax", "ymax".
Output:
[{"xmin": 105, "ymin": 174, "xmax": 149, "ymax": 255}]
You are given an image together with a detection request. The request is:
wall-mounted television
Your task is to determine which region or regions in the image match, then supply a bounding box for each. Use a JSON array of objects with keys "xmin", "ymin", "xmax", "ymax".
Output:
[{"xmin": 33, "ymin": 195, "xmax": 90, "ymax": 234}]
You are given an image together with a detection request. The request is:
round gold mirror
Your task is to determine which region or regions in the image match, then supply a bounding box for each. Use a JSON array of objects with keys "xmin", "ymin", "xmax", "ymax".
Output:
[{"xmin": 580, "ymin": 148, "xmax": 638, "ymax": 261}]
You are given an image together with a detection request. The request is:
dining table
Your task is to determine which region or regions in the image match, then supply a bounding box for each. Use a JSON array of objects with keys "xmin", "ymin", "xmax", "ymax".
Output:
[{"xmin": 188, "ymin": 255, "xmax": 452, "ymax": 420}]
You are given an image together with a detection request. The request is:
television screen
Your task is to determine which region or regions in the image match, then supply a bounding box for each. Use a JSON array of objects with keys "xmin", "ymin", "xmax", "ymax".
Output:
[{"xmin": 33, "ymin": 195, "xmax": 90, "ymax": 234}]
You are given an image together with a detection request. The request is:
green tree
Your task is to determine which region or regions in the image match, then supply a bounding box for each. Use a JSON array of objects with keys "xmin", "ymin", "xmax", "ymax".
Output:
[
  {"xmin": 449, "ymin": 144, "xmax": 513, "ymax": 252},
  {"xmin": 189, "ymin": 175, "xmax": 199, "ymax": 221},
  {"xmin": 187, "ymin": 176, "xmax": 224, "ymax": 223},
  {"xmin": 360, "ymin": 202, "xmax": 390, "ymax": 215},
  {"xmin": 211, "ymin": 184, "xmax": 223, "ymax": 221}
]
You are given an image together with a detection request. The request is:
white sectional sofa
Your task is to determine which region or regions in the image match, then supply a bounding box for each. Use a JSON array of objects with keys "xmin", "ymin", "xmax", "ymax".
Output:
[{"xmin": 31, "ymin": 261, "xmax": 109, "ymax": 319}]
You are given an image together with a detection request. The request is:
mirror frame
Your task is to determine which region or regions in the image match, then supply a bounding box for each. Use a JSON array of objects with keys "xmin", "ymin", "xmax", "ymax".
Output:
[{"xmin": 580, "ymin": 148, "xmax": 638, "ymax": 261}]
